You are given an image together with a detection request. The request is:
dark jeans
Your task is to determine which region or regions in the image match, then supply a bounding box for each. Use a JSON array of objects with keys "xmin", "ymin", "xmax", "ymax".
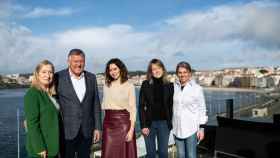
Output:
[
  {"xmin": 29, "ymin": 156, "xmax": 59, "ymax": 158},
  {"xmin": 144, "ymin": 120, "xmax": 170, "ymax": 158},
  {"xmin": 29, "ymin": 156, "xmax": 57, "ymax": 158},
  {"xmin": 62, "ymin": 128, "xmax": 92, "ymax": 158}
]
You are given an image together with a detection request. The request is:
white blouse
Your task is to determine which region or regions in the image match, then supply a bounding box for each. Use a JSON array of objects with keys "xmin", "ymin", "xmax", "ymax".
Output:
[{"xmin": 172, "ymin": 79, "xmax": 208, "ymax": 139}]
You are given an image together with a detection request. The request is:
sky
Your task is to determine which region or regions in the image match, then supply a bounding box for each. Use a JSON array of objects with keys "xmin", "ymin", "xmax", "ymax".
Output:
[{"xmin": 0, "ymin": 0, "xmax": 279, "ymax": 74}]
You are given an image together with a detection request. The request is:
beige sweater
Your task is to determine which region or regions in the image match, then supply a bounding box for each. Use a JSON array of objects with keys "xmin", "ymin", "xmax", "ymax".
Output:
[{"xmin": 102, "ymin": 80, "xmax": 136, "ymax": 122}]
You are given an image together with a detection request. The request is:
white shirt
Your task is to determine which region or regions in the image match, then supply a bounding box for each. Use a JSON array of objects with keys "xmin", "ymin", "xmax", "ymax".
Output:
[
  {"xmin": 69, "ymin": 70, "xmax": 86, "ymax": 102},
  {"xmin": 172, "ymin": 79, "xmax": 208, "ymax": 139}
]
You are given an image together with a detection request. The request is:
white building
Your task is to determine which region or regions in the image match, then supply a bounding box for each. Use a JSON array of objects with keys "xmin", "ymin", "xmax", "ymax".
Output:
[
  {"xmin": 222, "ymin": 75, "xmax": 235, "ymax": 87},
  {"xmin": 6, "ymin": 74, "xmax": 20, "ymax": 80}
]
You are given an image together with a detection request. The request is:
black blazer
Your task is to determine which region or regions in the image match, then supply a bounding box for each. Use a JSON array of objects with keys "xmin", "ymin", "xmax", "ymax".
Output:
[
  {"xmin": 54, "ymin": 69, "xmax": 101, "ymax": 140},
  {"xmin": 139, "ymin": 79, "xmax": 174, "ymax": 130}
]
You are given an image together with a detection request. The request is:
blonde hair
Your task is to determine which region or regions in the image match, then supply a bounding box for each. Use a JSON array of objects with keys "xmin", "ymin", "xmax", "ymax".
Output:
[
  {"xmin": 146, "ymin": 58, "xmax": 169, "ymax": 84},
  {"xmin": 31, "ymin": 60, "xmax": 56, "ymax": 96}
]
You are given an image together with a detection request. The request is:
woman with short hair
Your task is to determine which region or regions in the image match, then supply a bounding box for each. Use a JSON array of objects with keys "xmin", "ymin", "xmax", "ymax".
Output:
[{"xmin": 172, "ymin": 61, "xmax": 208, "ymax": 158}]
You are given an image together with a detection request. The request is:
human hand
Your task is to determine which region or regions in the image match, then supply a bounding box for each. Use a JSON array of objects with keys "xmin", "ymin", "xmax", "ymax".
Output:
[
  {"xmin": 197, "ymin": 130, "xmax": 205, "ymax": 141},
  {"xmin": 93, "ymin": 130, "xmax": 101, "ymax": 143},
  {"xmin": 38, "ymin": 150, "xmax": 47, "ymax": 158},
  {"xmin": 141, "ymin": 128, "xmax": 150, "ymax": 136},
  {"xmin": 23, "ymin": 120, "xmax": 27, "ymax": 132},
  {"xmin": 126, "ymin": 129, "xmax": 134, "ymax": 142}
]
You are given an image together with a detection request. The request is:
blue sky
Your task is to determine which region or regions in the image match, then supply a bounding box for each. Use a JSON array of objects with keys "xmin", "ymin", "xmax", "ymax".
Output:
[
  {"xmin": 15, "ymin": 0, "xmax": 247, "ymax": 35},
  {"xmin": 0, "ymin": 0, "xmax": 279, "ymax": 73}
]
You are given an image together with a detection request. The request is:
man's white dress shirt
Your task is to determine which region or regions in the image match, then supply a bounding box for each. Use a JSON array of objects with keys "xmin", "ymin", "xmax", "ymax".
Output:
[{"xmin": 69, "ymin": 70, "xmax": 86, "ymax": 102}]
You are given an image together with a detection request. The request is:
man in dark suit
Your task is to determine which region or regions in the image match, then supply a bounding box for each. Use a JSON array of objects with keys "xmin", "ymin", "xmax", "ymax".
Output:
[{"xmin": 55, "ymin": 49, "xmax": 101, "ymax": 158}]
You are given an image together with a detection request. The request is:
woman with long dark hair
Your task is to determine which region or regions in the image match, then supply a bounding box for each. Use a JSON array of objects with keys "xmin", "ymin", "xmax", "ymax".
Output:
[
  {"xmin": 101, "ymin": 58, "xmax": 137, "ymax": 158},
  {"xmin": 139, "ymin": 58, "xmax": 173, "ymax": 158}
]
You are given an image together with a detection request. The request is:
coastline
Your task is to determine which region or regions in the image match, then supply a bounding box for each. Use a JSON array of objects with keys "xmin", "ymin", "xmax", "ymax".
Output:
[
  {"xmin": 0, "ymin": 83, "xmax": 267, "ymax": 93},
  {"xmin": 134, "ymin": 84, "xmax": 266, "ymax": 93},
  {"xmin": 203, "ymin": 87, "xmax": 266, "ymax": 93},
  {"xmin": 0, "ymin": 84, "xmax": 29, "ymax": 90}
]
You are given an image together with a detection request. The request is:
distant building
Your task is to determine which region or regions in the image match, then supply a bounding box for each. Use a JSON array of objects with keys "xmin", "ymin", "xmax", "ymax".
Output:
[
  {"xmin": 17, "ymin": 76, "xmax": 30, "ymax": 85},
  {"xmin": 6, "ymin": 74, "xmax": 20, "ymax": 80},
  {"xmin": 130, "ymin": 75, "xmax": 141, "ymax": 85},
  {"xmin": 254, "ymin": 76, "xmax": 275, "ymax": 88},
  {"xmin": 2, "ymin": 66, "xmax": 280, "ymax": 88},
  {"xmin": 167, "ymin": 74, "xmax": 176, "ymax": 83},
  {"xmin": 213, "ymin": 75, "xmax": 223, "ymax": 87},
  {"xmin": 223, "ymin": 68, "xmax": 242, "ymax": 76},
  {"xmin": 270, "ymin": 75, "xmax": 280, "ymax": 87},
  {"xmin": 2, "ymin": 77, "xmax": 17, "ymax": 84},
  {"xmin": 231, "ymin": 76, "xmax": 252, "ymax": 88},
  {"xmin": 239, "ymin": 76, "xmax": 251, "ymax": 88},
  {"xmin": 266, "ymin": 76, "xmax": 275, "ymax": 88},
  {"xmin": 255, "ymin": 77, "xmax": 266, "ymax": 88},
  {"xmin": 96, "ymin": 74, "xmax": 105, "ymax": 86},
  {"xmin": 222, "ymin": 75, "xmax": 235, "ymax": 87},
  {"xmin": 197, "ymin": 76, "xmax": 215, "ymax": 86}
]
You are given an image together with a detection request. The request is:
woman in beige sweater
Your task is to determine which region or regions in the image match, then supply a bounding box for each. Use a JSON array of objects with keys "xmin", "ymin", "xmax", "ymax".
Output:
[{"xmin": 101, "ymin": 58, "xmax": 137, "ymax": 158}]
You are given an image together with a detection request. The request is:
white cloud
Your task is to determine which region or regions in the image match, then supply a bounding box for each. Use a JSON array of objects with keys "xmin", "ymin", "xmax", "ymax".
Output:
[
  {"xmin": 0, "ymin": 22, "xmax": 53, "ymax": 73},
  {"xmin": 53, "ymin": 24, "xmax": 156, "ymax": 57},
  {"xmin": 0, "ymin": 23, "xmax": 157, "ymax": 73},
  {"xmin": 163, "ymin": 1, "xmax": 280, "ymax": 46},
  {"xmin": 155, "ymin": 0, "xmax": 280, "ymax": 69},
  {"xmin": 0, "ymin": 1, "xmax": 280, "ymax": 74},
  {"xmin": 23, "ymin": 7, "xmax": 74, "ymax": 18}
]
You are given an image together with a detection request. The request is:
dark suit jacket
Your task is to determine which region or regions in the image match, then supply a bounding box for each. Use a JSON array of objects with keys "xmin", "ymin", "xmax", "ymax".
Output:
[
  {"xmin": 55, "ymin": 69, "xmax": 101, "ymax": 140},
  {"xmin": 139, "ymin": 79, "xmax": 174, "ymax": 130}
]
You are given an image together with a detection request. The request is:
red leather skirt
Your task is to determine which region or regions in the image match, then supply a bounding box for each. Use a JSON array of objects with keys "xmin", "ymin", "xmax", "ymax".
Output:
[{"xmin": 101, "ymin": 110, "xmax": 137, "ymax": 158}]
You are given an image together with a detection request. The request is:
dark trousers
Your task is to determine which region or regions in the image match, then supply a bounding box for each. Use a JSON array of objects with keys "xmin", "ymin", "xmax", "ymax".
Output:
[
  {"xmin": 29, "ymin": 155, "xmax": 58, "ymax": 158},
  {"xmin": 144, "ymin": 120, "xmax": 170, "ymax": 158},
  {"xmin": 29, "ymin": 156, "xmax": 57, "ymax": 158},
  {"xmin": 62, "ymin": 128, "xmax": 92, "ymax": 158}
]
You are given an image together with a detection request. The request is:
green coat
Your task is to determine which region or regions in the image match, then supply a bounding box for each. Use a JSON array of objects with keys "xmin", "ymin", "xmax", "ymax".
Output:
[{"xmin": 24, "ymin": 87, "xmax": 59, "ymax": 157}]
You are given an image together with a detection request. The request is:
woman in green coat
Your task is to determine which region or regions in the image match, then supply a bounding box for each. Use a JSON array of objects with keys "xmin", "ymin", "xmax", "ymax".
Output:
[{"xmin": 24, "ymin": 60, "xmax": 60, "ymax": 158}]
